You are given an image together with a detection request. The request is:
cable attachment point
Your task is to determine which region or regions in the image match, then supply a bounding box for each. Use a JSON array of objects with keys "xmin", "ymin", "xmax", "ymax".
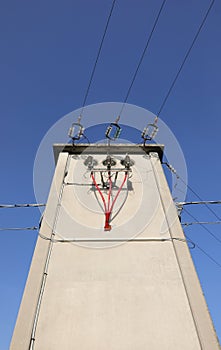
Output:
[
  {"xmin": 84, "ymin": 156, "xmax": 97, "ymax": 170},
  {"xmin": 105, "ymin": 116, "xmax": 121, "ymax": 141},
  {"xmin": 68, "ymin": 116, "xmax": 84, "ymax": 142},
  {"xmin": 102, "ymin": 155, "xmax": 116, "ymax": 170},
  {"xmin": 141, "ymin": 123, "xmax": 158, "ymax": 143},
  {"xmin": 120, "ymin": 154, "xmax": 134, "ymax": 170}
]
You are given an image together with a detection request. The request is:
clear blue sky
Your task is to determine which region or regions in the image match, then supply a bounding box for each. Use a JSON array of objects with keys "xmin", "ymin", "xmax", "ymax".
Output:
[{"xmin": 0, "ymin": 0, "xmax": 221, "ymax": 348}]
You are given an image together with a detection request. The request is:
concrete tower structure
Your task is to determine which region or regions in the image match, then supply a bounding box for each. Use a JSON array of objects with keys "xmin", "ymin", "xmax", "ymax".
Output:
[{"xmin": 11, "ymin": 144, "xmax": 220, "ymax": 349}]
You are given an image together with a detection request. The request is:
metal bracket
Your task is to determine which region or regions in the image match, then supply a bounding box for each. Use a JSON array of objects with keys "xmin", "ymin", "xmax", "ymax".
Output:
[
  {"xmin": 68, "ymin": 116, "xmax": 84, "ymax": 142},
  {"xmin": 149, "ymin": 152, "xmax": 159, "ymax": 159}
]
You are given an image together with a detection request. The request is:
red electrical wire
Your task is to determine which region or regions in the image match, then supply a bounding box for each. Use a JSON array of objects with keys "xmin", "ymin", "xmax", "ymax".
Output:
[
  {"xmin": 107, "ymin": 171, "xmax": 112, "ymax": 212},
  {"xmin": 91, "ymin": 171, "xmax": 128, "ymax": 231},
  {"xmin": 91, "ymin": 172, "xmax": 107, "ymax": 213}
]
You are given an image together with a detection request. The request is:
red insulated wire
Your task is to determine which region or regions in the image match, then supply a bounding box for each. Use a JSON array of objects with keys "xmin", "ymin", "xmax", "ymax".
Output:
[
  {"xmin": 107, "ymin": 171, "xmax": 112, "ymax": 212},
  {"xmin": 91, "ymin": 171, "xmax": 128, "ymax": 231},
  {"xmin": 91, "ymin": 172, "xmax": 107, "ymax": 213}
]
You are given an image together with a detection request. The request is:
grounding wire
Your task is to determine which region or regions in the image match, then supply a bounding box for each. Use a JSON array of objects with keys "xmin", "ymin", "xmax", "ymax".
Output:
[
  {"xmin": 119, "ymin": 0, "xmax": 167, "ymax": 117},
  {"xmin": 29, "ymin": 155, "xmax": 70, "ymax": 350},
  {"xmin": 80, "ymin": 0, "xmax": 117, "ymax": 117},
  {"xmin": 39, "ymin": 232, "xmax": 221, "ymax": 268},
  {"xmin": 38, "ymin": 232, "xmax": 195, "ymax": 248},
  {"xmin": 5, "ymin": 229, "xmax": 220, "ymax": 266},
  {"xmin": 157, "ymin": 0, "xmax": 215, "ymax": 118}
]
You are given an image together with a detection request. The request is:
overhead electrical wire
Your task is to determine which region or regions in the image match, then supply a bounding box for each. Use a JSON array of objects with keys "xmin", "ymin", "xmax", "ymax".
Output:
[
  {"xmin": 182, "ymin": 221, "xmax": 221, "ymax": 227},
  {"xmin": 185, "ymin": 233, "xmax": 221, "ymax": 269},
  {"xmin": 163, "ymin": 162, "xmax": 221, "ymax": 222},
  {"xmin": 163, "ymin": 162, "xmax": 221, "ymax": 245},
  {"xmin": 104, "ymin": 0, "xmax": 166, "ymax": 143},
  {"xmin": 11, "ymin": 200, "xmax": 221, "ymax": 210},
  {"xmin": 151, "ymin": 153, "xmax": 221, "ymax": 273},
  {"xmin": 69, "ymin": 0, "xmax": 215, "ymax": 144},
  {"xmin": 156, "ymin": 0, "xmax": 215, "ymax": 118},
  {"xmin": 1, "ymin": 2, "xmax": 219, "ymax": 266},
  {"xmin": 183, "ymin": 207, "xmax": 221, "ymax": 244},
  {"xmin": 119, "ymin": 0, "xmax": 167, "ymax": 117},
  {"xmin": 177, "ymin": 200, "xmax": 221, "ymax": 206},
  {"xmin": 0, "ymin": 203, "xmax": 46, "ymax": 208},
  {"xmin": 74, "ymin": 0, "xmax": 215, "ymax": 144},
  {"xmin": 179, "ymin": 177, "xmax": 221, "ymax": 222},
  {"xmin": 154, "ymin": 3, "xmax": 220, "ymax": 270},
  {"xmin": 69, "ymin": 0, "xmax": 116, "ymax": 143},
  {"xmin": 0, "ymin": 227, "xmax": 38, "ymax": 231},
  {"xmin": 154, "ymin": 1, "xmax": 220, "ymax": 272},
  {"xmin": 118, "ymin": 0, "xmax": 215, "ymax": 127},
  {"xmin": 2, "ymin": 219, "xmax": 221, "ymax": 232},
  {"xmin": 80, "ymin": 0, "xmax": 117, "ymax": 117}
]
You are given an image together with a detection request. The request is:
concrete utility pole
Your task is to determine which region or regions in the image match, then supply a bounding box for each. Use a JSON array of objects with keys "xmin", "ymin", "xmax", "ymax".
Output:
[{"xmin": 11, "ymin": 144, "xmax": 220, "ymax": 350}]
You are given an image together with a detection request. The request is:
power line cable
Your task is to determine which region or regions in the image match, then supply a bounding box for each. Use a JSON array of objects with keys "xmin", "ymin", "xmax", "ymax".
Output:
[
  {"xmin": 157, "ymin": 0, "xmax": 215, "ymax": 118},
  {"xmin": 10, "ymin": 199, "xmax": 216, "ymax": 211},
  {"xmin": 177, "ymin": 200, "xmax": 221, "ymax": 206},
  {"xmin": 184, "ymin": 233, "xmax": 221, "ymax": 269},
  {"xmin": 179, "ymin": 178, "xmax": 221, "ymax": 221},
  {"xmin": 183, "ymin": 207, "xmax": 221, "ymax": 244},
  {"xmin": 163, "ymin": 162, "xmax": 221, "ymax": 221},
  {"xmin": 0, "ymin": 203, "xmax": 46, "ymax": 209},
  {"xmin": 119, "ymin": 0, "xmax": 214, "ymax": 144},
  {"xmin": 119, "ymin": 0, "xmax": 167, "ymax": 117},
  {"xmin": 104, "ymin": 0, "xmax": 166, "ymax": 143},
  {"xmin": 164, "ymin": 162, "xmax": 221, "ymax": 243},
  {"xmin": 182, "ymin": 221, "xmax": 221, "ymax": 227},
  {"xmin": 80, "ymin": 0, "xmax": 117, "ymax": 116},
  {"xmin": 0, "ymin": 227, "xmax": 38, "ymax": 231}
]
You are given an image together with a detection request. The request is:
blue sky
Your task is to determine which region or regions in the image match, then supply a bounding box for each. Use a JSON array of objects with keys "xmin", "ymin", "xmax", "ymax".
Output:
[{"xmin": 1, "ymin": 0, "xmax": 221, "ymax": 348}]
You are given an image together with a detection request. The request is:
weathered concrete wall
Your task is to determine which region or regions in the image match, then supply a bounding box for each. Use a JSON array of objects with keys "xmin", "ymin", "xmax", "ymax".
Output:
[{"xmin": 11, "ymin": 145, "xmax": 220, "ymax": 350}]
